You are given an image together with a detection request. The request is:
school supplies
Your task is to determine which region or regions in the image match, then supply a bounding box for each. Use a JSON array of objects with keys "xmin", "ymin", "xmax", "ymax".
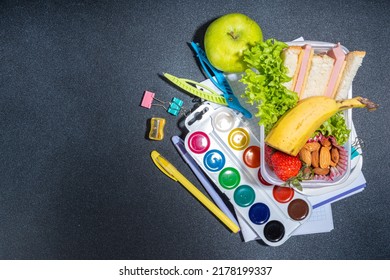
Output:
[
  {"xmin": 149, "ymin": 118, "xmax": 166, "ymax": 141},
  {"xmin": 162, "ymin": 43, "xmax": 251, "ymax": 118},
  {"xmin": 171, "ymin": 135, "xmax": 240, "ymax": 229},
  {"xmin": 183, "ymin": 103, "xmax": 312, "ymax": 246},
  {"xmin": 140, "ymin": 90, "xmax": 184, "ymax": 116},
  {"xmin": 150, "ymin": 150, "xmax": 240, "ymax": 234},
  {"xmin": 351, "ymin": 136, "xmax": 364, "ymax": 160}
]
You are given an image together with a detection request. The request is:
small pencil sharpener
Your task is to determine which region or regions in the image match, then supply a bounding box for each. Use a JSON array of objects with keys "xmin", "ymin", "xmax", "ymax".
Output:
[{"xmin": 149, "ymin": 117, "xmax": 166, "ymax": 141}]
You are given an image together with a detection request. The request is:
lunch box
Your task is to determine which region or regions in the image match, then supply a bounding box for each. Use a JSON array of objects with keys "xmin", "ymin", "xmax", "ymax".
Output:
[{"xmin": 259, "ymin": 41, "xmax": 353, "ymax": 188}]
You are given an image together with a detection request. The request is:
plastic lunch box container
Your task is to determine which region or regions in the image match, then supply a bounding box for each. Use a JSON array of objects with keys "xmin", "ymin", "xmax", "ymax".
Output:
[{"xmin": 259, "ymin": 41, "xmax": 352, "ymax": 188}]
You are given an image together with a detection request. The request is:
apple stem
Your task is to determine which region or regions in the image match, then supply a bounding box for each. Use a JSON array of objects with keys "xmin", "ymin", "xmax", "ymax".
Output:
[{"xmin": 228, "ymin": 30, "xmax": 239, "ymax": 40}]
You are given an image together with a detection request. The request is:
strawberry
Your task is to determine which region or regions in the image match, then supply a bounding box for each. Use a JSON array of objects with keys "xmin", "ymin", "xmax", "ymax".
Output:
[
  {"xmin": 264, "ymin": 144, "xmax": 275, "ymax": 170},
  {"xmin": 270, "ymin": 151, "xmax": 302, "ymax": 181}
]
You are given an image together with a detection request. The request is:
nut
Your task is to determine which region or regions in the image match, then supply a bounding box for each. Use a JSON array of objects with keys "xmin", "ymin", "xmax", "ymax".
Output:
[
  {"xmin": 311, "ymin": 149, "xmax": 319, "ymax": 168},
  {"xmin": 299, "ymin": 148, "xmax": 312, "ymax": 166},
  {"xmin": 313, "ymin": 167, "xmax": 330, "ymax": 175},
  {"xmin": 331, "ymin": 147, "xmax": 339, "ymax": 164},
  {"xmin": 319, "ymin": 146, "xmax": 331, "ymax": 168},
  {"xmin": 304, "ymin": 142, "xmax": 321, "ymax": 152},
  {"xmin": 321, "ymin": 138, "xmax": 332, "ymax": 147}
]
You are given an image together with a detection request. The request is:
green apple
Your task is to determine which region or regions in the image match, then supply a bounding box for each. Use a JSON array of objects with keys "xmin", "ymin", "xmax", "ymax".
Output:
[{"xmin": 204, "ymin": 13, "xmax": 263, "ymax": 73}]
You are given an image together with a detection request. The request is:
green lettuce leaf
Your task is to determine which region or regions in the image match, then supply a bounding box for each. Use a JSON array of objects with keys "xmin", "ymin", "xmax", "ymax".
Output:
[
  {"xmin": 315, "ymin": 112, "xmax": 351, "ymax": 145},
  {"xmin": 240, "ymin": 39, "xmax": 298, "ymax": 134}
]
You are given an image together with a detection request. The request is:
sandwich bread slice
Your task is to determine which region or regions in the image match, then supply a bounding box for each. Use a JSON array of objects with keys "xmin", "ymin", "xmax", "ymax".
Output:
[
  {"xmin": 282, "ymin": 42, "xmax": 365, "ymax": 101},
  {"xmin": 281, "ymin": 46, "xmax": 303, "ymax": 91},
  {"xmin": 300, "ymin": 53, "xmax": 334, "ymax": 100},
  {"xmin": 334, "ymin": 51, "xmax": 366, "ymax": 100}
]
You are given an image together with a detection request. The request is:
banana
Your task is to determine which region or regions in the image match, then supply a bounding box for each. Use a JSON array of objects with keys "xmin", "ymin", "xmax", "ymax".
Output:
[{"xmin": 265, "ymin": 96, "xmax": 378, "ymax": 156}]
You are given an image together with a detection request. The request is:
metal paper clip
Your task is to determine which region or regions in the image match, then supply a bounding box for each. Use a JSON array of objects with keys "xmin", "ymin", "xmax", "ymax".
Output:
[{"xmin": 351, "ymin": 137, "xmax": 365, "ymax": 159}]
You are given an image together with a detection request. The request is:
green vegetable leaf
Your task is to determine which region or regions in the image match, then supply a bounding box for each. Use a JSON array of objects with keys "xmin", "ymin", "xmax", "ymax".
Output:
[
  {"xmin": 315, "ymin": 112, "xmax": 351, "ymax": 145},
  {"xmin": 240, "ymin": 39, "xmax": 298, "ymax": 134},
  {"xmin": 240, "ymin": 39, "xmax": 349, "ymax": 144}
]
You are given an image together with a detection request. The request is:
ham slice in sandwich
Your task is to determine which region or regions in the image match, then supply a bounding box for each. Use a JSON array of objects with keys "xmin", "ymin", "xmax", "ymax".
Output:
[
  {"xmin": 282, "ymin": 43, "xmax": 366, "ymax": 100},
  {"xmin": 333, "ymin": 50, "xmax": 366, "ymax": 100}
]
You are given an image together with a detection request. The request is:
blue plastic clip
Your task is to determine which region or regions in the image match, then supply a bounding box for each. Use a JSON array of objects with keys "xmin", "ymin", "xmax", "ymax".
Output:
[
  {"xmin": 167, "ymin": 97, "xmax": 184, "ymax": 116},
  {"xmin": 190, "ymin": 42, "xmax": 252, "ymax": 119}
]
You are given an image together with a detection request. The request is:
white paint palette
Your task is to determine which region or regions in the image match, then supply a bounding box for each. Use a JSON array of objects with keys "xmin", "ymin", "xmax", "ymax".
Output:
[{"xmin": 184, "ymin": 103, "xmax": 312, "ymax": 246}]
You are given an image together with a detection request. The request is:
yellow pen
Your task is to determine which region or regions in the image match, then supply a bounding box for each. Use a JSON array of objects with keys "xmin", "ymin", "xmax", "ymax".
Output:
[{"xmin": 151, "ymin": 150, "xmax": 240, "ymax": 233}]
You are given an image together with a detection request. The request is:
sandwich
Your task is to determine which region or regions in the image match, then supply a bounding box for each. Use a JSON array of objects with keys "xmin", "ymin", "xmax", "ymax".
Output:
[{"xmin": 282, "ymin": 43, "xmax": 366, "ymax": 100}]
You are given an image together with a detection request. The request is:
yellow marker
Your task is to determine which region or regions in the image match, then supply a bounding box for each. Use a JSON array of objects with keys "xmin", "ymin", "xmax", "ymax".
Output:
[
  {"xmin": 151, "ymin": 150, "xmax": 240, "ymax": 233},
  {"xmin": 149, "ymin": 117, "xmax": 166, "ymax": 141}
]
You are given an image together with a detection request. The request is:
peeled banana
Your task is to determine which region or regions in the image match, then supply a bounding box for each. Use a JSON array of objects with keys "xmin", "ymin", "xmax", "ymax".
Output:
[{"xmin": 265, "ymin": 96, "xmax": 378, "ymax": 156}]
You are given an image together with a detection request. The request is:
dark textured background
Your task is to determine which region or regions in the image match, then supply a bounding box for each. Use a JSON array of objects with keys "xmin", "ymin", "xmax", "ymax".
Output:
[{"xmin": 1, "ymin": 0, "xmax": 389, "ymax": 259}]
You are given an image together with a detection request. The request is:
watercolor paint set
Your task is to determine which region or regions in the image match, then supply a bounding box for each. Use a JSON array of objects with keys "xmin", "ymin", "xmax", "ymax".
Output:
[{"xmin": 183, "ymin": 103, "xmax": 312, "ymax": 246}]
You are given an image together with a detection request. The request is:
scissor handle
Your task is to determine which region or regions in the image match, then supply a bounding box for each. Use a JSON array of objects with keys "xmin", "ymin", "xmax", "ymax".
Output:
[
  {"xmin": 221, "ymin": 82, "xmax": 252, "ymax": 118},
  {"xmin": 190, "ymin": 42, "xmax": 226, "ymax": 92},
  {"xmin": 190, "ymin": 42, "xmax": 252, "ymax": 119}
]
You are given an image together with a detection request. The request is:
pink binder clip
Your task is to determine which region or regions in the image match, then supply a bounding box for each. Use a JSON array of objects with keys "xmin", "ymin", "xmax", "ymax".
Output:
[
  {"xmin": 140, "ymin": 90, "xmax": 167, "ymax": 109},
  {"xmin": 140, "ymin": 90, "xmax": 186, "ymax": 116},
  {"xmin": 141, "ymin": 91, "xmax": 156, "ymax": 109}
]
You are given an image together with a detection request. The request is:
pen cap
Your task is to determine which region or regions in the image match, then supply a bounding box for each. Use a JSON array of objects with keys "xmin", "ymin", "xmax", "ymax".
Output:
[{"xmin": 150, "ymin": 151, "xmax": 177, "ymax": 181}]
